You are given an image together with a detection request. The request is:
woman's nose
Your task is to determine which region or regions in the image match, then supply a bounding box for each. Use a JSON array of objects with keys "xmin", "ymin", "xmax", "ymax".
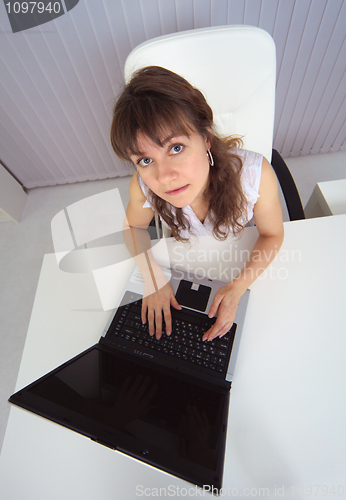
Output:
[{"xmin": 156, "ymin": 158, "xmax": 176, "ymax": 183}]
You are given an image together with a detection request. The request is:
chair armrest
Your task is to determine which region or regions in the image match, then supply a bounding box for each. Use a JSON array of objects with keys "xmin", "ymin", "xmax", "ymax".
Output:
[{"xmin": 271, "ymin": 149, "xmax": 305, "ymax": 221}]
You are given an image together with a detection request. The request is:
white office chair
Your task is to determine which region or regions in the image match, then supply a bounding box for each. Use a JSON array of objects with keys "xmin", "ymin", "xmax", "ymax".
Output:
[{"xmin": 124, "ymin": 25, "xmax": 304, "ymax": 235}]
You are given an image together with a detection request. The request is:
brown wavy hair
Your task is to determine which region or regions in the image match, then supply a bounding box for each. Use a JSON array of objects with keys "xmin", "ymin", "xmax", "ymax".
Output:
[{"xmin": 111, "ymin": 66, "xmax": 249, "ymax": 242}]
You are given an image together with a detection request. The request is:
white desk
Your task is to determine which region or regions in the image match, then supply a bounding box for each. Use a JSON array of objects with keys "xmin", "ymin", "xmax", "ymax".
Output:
[
  {"xmin": 1, "ymin": 215, "xmax": 346, "ymax": 499},
  {"xmin": 304, "ymin": 179, "xmax": 346, "ymax": 218}
]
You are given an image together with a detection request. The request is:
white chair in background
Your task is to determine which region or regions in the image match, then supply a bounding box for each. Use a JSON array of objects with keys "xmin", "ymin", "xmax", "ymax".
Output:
[{"xmin": 124, "ymin": 25, "xmax": 304, "ymax": 236}]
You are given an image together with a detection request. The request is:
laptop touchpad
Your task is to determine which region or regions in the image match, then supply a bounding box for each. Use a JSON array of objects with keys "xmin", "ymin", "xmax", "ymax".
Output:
[{"xmin": 176, "ymin": 279, "xmax": 211, "ymax": 312}]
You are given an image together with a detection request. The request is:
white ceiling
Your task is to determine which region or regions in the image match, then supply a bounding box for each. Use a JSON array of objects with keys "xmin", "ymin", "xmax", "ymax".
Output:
[{"xmin": 0, "ymin": 0, "xmax": 345, "ymax": 188}]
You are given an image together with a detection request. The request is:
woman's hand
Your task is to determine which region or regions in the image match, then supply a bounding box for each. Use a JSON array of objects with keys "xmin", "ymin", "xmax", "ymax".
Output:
[
  {"xmin": 142, "ymin": 282, "xmax": 182, "ymax": 339},
  {"xmin": 203, "ymin": 282, "xmax": 243, "ymax": 341}
]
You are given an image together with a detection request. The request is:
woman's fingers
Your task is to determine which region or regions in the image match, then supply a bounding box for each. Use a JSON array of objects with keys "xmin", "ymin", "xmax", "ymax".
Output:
[
  {"xmin": 142, "ymin": 283, "xmax": 181, "ymax": 339},
  {"xmin": 203, "ymin": 283, "xmax": 242, "ymax": 341}
]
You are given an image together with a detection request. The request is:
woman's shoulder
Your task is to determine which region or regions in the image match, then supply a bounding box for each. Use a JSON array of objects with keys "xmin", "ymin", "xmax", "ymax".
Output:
[
  {"xmin": 230, "ymin": 147, "xmax": 263, "ymax": 167},
  {"xmin": 231, "ymin": 147, "xmax": 263, "ymax": 185},
  {"xmin": 128, "ymin": 172, "xmax": 148, "ymax": 205},
  {"xmin": 231, "ymin": 148, "xmax": 263, "ymax": 206},
  {"xmin": 133, "ymin": 171, "xmax": 155, "ymax": 210},
  {"xmin": 135, "ymin": 171, "xmax": 149, "ymax": 195},
  {"xmin": 127, "ymin": 172, "xmax": 154, "ymax": 226}
]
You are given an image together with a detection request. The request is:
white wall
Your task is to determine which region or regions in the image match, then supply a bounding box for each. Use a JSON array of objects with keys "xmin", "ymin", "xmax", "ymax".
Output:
[{"xmin": 0, "ymin": 164, "xmax": 27, "ymax": 222}]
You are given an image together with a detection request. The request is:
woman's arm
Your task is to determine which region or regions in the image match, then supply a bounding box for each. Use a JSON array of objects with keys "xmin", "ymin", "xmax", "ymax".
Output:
[
  {"xmin": 203, "ymin": 157, "xmax": 284, "ymax": 341},
  {"xmin": 124, "ymin": 173, "xmax": 181, "ymax": 339}
]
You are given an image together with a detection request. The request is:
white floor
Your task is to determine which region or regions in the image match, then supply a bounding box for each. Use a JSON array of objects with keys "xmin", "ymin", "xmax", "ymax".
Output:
[{"xmin": 0, "ymin": 150, "xmax": 345, "ymax": 454}]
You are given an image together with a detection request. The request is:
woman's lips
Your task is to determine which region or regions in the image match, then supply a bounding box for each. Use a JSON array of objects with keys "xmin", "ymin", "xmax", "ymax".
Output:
[{"xmin": 165, "ymin": 184, "xmax": 189, "ymax": 195}]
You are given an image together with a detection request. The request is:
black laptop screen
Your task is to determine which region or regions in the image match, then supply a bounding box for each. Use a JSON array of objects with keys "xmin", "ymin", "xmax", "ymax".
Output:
[{"xmin": 12, "ymin": 346, "xmax": 229, "ymax": 489}]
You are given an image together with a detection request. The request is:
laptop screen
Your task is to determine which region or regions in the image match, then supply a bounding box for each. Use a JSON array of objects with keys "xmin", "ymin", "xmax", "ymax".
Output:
[{"xmin": 10, "ymin": 345, "xmax": 229, "ymax": 490}]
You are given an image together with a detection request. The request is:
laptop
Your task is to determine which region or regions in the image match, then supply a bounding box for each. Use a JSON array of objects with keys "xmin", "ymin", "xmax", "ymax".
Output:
[{"xmin": 9, "ymin": 263, "xmax": 249, "ymax": 493}]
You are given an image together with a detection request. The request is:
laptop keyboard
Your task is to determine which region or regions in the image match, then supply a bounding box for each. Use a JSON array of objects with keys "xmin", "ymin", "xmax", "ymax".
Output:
[{"xmin": 107, "ymin": 292, "xmax": 237, "ymax": 375}]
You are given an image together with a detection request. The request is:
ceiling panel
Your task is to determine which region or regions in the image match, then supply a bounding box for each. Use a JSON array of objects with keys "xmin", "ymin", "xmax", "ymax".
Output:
[{"xmin": 0, "ymin": 0, "xmax": 345, "ymax": 188}]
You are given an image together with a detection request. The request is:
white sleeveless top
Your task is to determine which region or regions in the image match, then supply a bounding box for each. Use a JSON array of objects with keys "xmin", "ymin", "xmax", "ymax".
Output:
[{"xmin": 137, "ymin": 148, "xmax": 263, "ymax": 239}]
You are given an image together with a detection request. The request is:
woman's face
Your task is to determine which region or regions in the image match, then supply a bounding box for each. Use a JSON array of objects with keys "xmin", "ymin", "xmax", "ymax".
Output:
[{"xmin": 130, "ymin": 129, "xmax": 211, "ymax": 209}]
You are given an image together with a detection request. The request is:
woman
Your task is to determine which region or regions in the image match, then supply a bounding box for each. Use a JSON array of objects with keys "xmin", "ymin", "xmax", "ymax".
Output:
[{"xmin": 111, "ymin": 66, "xmax": 284, "ymax": 341}]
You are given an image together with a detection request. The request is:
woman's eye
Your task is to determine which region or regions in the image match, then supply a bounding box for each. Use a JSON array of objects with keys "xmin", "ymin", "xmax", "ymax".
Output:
[
  {"xmin": 138, "ymin": 157, "xmax": 152, "ymax": 167},
  {"xmin": 170, "ymin": 144, "xmax": 183, "ymax": 154}
]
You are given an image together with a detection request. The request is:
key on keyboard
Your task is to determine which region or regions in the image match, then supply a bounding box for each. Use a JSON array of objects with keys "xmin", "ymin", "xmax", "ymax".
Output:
[{"xmin": 108, "ymin": 295, "xmax": 236, "ymax": 374}]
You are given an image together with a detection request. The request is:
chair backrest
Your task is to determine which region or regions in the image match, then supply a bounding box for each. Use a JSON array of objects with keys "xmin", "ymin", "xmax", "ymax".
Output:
[{"xmin": 124, "ymin": 25, "xmax": 276, "ymax": 162}]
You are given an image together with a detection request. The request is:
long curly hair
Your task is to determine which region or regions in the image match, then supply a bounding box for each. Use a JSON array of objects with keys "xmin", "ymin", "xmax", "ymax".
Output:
[{"xmin": 111, "ymin": 66, "xmax": 249, "ymax": 242}]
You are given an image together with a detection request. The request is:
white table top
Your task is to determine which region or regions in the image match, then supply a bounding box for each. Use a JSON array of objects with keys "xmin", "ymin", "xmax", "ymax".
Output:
[{"xmin": 1, "ymin": 215, "xmax": 346, "ymax": 500}]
